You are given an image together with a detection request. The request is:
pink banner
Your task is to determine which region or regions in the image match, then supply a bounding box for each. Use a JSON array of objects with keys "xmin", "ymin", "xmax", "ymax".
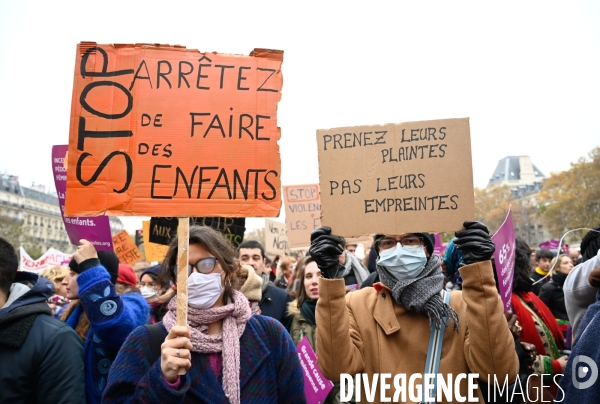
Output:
[
  {"xmin": 297, "ymin": 336, "xmax": 334, "ymax": 404},
  {"xmin": 491, "ymin": 208, "xmax": 516, "ymax": 313},
  {"xmin": 52, "ymin": 145, "xmax": 113, "ymax": 251}
]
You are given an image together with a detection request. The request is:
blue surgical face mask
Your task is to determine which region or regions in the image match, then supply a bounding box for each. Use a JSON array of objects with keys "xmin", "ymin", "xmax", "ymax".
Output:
[{"xmin": 377, "ymin": 243, "xmax": 427, "ymax": 280}]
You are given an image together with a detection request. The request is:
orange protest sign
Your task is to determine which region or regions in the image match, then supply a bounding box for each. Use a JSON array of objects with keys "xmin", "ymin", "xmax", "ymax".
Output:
[
  {"xmin": 112, "ymin": 230, "xmax": 143, "ymax": 265},
  {"xmin": 142, "ymin": 220, "xmax": 169, "ymax": 262},
  {"xmin": 65, "ymin": 42, "xmax": 283, "ymax": 218}
]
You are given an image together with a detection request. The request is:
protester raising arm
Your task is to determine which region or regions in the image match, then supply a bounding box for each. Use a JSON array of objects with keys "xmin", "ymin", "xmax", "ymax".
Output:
[
  {"xmin": 62, "ymin": 240, "xmax": 149, "ymax": 404},
  {"xmin": 313, "ymin": 223, "xmax": 519, "ymax": 402},
  {"xmin": 453, "ymin": 222, "xmax": 519, "ymax": 380}
]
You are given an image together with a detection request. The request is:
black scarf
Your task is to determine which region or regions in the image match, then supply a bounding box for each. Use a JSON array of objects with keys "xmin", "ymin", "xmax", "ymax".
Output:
[{"xmin": 301, "ymin": 299, "xmax": 317, "ymax": 326}]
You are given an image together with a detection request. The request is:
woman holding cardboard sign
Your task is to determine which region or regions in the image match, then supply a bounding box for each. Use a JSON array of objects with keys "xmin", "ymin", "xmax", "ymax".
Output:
[
  {"xmin": 103, "ymin": 226, "xmax": 305, "ymax": 404},
  {"xmin": 310, "ymin": 222, "xmax": 520, "ymax": 403}
]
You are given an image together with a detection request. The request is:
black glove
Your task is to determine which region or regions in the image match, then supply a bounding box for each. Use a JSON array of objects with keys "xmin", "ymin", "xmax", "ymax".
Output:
[
  {"xmin": 454, "ymin": 221, "xmax": 495, "ymax": 265},
  {"xmin": 308, "ymin": 226, "xmax": 345, "ymax": 279}
]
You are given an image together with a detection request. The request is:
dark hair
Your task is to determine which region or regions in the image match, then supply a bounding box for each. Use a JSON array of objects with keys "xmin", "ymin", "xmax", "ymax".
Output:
[
  {"xmin": 513, "ymin": 237, "xmax": 534, "ymax": 293},
  {"xmin": 536, "ymin": 249, "xmax": 554, "ymax": 261},
  {"xmin": 159, "ymin": 226, "xmax": 241, "ymax": 305},
  {"xmin": 581, "ymin": 225, "xmax": 600, "ymax": 262},
  {"xmin": 0, "ymin": 237, "xmax": 18, "ymax": 297},
  {"xmin": 296, "ymin": 256, "xmax": 316, "ymax": 308},
  {"xmin": 264, "ymin": 255, "xmax": 273, "ymax": 267},
  {"xmin": 237, "ymin": 240, "xmax": 265, "ymax": 259}
]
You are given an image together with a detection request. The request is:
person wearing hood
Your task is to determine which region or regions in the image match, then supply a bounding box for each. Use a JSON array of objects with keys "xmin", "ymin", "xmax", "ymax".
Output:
[
  {"xmin": 0, "ymin": 237, "xmax": 85, "ymax": 404},
  {"xmin": 563, "ymin": 225, "xmax": 600, "ymax": 338},
  {"xmin": 557, "ymin": 266, "xmax": 600, "ymax": 402},
  {"xmin": 310, "ymin": 222, "xmax": 519, "ymax": 402},
  {"xmin": 139, "ymin": 264, "xmax": 175, "ymax": 324},
  {"xmin": 61, "ymin": 240, "xmax": 149, "ymax": 404}
]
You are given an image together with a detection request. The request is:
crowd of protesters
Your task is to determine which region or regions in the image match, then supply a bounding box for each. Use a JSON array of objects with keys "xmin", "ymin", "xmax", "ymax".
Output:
[{"xmin": 1, "ymin": 220, "xmax": 600, "ymax": 403}]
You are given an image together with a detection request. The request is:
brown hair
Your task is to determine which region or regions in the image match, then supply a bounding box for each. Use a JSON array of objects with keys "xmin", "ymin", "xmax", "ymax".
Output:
[
  {"xmin": 61, "ymin": 301, "xmax": 90, "ymax": 341},
  {"xmin": 296, "ymin": 256, "xmax": 316, "ymax": 309},
  {"xmin": 159, "ymin": 225, "xmax": 241, "ymax": 305}
]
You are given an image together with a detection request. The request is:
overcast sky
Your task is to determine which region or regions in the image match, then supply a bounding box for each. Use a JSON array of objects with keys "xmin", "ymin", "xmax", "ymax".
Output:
[{"xmin": 1, "ymin": 0, "xmax": 599, "ymax": 233}]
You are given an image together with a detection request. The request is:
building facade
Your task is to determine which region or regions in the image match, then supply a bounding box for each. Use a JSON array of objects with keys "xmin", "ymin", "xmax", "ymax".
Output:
[
  {"xmin": 487, "ymin": 156, "xmax": 552, "ymax": 247},
  {"xmin": 0, "ymin": 175, "xmax": 124, "ymax": 254}
]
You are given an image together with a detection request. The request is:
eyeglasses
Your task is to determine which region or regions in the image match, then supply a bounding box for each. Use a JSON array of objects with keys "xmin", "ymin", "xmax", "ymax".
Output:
[
  {"xmin": 171, "ymin": 257, "xmax": 218, "ymax": 277},
  {"xmin": 376, "ymin": 236, "xmax": 424, "ymax": 251}
]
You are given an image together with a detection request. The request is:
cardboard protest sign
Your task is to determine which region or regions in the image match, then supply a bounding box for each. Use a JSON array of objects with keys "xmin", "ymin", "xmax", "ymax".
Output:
[
  {"xmin": 112, "ymin": 230, "xmax": 143, "ymax": 265},
  {"xmin": 20, "ymin": 247, "xmax": 72, "ymax": 273},
  {"xmin": 265, "ymin": 219, "xmax": 289, "ymax": 256},
  {"xmin": 52, "ymin": 145, "xmax": 113, "ymax": 251},
  {"xmin": 297, "ymin": 336, "xmax": 334, "ymax": 404},
  {"xmin": 65, "ymin": 43, "xmax": 283, "ymax": 218},
  {"xmin": 149, "ymin": 217, "xmax": 246, "ymax": 247},
  {"xmin": 283, "ymin": 184, "xmax": 322, "ymax": 248},
  {"xmin": 492, "ymin": 208, "xmax": 516, "ymax": 313},
  {"xmin": 143, "ymin": 220, "xmax": 169, "ymax": 262},
  {"xmin": 316, "ymin": 118, "xmax": 475, "ymax": 237}
]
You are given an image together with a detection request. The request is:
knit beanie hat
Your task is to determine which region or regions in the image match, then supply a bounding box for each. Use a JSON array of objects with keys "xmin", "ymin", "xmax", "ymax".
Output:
[
  {"xmin": 140, "ymin": 264, "xmax": 161, "ymax": 280},
  {"xmin": 69, "ymin": 251, "xmax": 120, "ymax": 285},
  {"xmin": 373, "ymin": 233, "xmax": 435, "ymax": 256},
  {"xmin": 117, "ymin": 264, "xmax": 137, "ymax": 286}
]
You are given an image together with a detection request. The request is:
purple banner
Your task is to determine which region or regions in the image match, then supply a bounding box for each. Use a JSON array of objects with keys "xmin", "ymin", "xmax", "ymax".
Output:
[
  {"xmin": 539, "ymin": 239, "xmax": 559, "ymax": 250},
  {"xmin": 491, "ymin": 208, "xmax": 516, "ymax": 313},
  {"xmin": 297, "ymin": 336, "xmax": 334, "ymax": 404},
  {"xmin": 52, "ymin": 145, "xmax": 113, "ymax": 251},
  {"xmin": 434, "ymin": 233, "xmax": 446, "ymax": 255}
]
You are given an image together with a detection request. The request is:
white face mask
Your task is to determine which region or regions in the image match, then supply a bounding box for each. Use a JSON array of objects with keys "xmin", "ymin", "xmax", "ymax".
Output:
[
  {"xmin": 140, "ymin": 286, "xmax": 157, "ymax": 299},
  {"xmin": 377, "ymin": 243, "xmax": 427, "ymax": 281},
  {"xmin": 188, "ymin": 272, "xmax": 223, "ymax": 309}
]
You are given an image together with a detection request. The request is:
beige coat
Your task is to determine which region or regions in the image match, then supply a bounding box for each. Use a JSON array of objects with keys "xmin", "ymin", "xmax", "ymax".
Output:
[{"xmin": 316, "ymin": 260, "xmax": 519, "ymax": 403}]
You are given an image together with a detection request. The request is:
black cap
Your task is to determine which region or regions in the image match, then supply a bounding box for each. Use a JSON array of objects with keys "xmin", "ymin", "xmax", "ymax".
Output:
[{"xmin": 69, "ymin": 251, "xmax": 120, "ymax": 285}]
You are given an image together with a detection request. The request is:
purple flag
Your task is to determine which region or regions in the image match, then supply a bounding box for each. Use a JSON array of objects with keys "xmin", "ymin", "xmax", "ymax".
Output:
[
  {"xmin": 491, "ymin": 208, "xmax": 516, "ymax": 313},
  {"xmin": 433, "ymin": 233, "xmax": 446, "ymax": 255},
  {"xmin": 539, "ymin": 239, "xmax": 559, "ymax": 250},
  {"xmin": 297, "ymin": 336, "xmax": 334, "ymax": 404},
  {"xmin": 52, "ymin": 145, "xmax": 114, "ymax": 251}
]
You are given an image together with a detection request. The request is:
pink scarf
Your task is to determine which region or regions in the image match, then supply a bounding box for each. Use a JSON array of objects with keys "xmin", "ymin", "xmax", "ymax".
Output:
[{"xmin": 162, "ymin": 290, "xmax": 251, "ymax": 404}]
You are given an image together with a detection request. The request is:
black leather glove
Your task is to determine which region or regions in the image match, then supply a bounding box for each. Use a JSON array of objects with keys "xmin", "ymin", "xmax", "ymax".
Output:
[
  {"xmin": 454, "ymin": 221, "xmax": 495, "ymax": 265},
  {"xmin": 308, "ymin": 226, "xmax": 345, "ymax": 279}
]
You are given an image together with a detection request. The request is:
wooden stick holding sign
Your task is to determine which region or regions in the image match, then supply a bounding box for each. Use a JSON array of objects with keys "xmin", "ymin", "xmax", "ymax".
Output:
[{"xmin": 176, "ymin": 217, "xmax": 189, "ymax": 375}]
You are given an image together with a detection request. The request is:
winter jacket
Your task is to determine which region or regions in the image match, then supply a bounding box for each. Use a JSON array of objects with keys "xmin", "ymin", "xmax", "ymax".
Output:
[
  {"xmin": 530, "ymin": 268, "xmax": 549, "ymax": 295},
  {"xmin": 557, "ymin": 290, "xmax": 600, "ymax": 402},
  {"xmin": 564, "ymin": 249, "xmax": 600, "ymax": 338},
  {"xmin": 316, "ymin": 260, "xmax": 519, "ymax": 403},
  {"xmin": 260, "ymin": 283, "xmax": 293, "ymax": 332},
  {"xmin": 288, "ymin": 301, "xmax": 351, "ymax": 404},
  {"xmin": 0, "ymin": 271, "xmax": 85, "ymax": 404},
  {"xmin": 538, "ymin": 272, "xmax": 569, "ymax": 321},
  {"xmin": 288, "ymin": 301, "xmax": 317, "ymax": 352},
  {"xmin": 64, "ymin": 261, "xmax": 149, "ymax": 404},
  {"xmin": 102, "ymin": 315, "xmax": 305, "ymax": 403}
]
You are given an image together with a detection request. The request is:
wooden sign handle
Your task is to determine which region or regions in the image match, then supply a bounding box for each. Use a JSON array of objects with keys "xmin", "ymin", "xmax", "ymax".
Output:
[{"xmin": 176, "ymin": 217, "xmax": 189, "ymax": 375}]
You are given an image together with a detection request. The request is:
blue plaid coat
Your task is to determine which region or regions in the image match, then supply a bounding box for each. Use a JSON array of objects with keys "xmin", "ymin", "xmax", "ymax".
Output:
[{"xmin": 102, "ymin": 315, "xmax": 306, "ymax": 403}]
